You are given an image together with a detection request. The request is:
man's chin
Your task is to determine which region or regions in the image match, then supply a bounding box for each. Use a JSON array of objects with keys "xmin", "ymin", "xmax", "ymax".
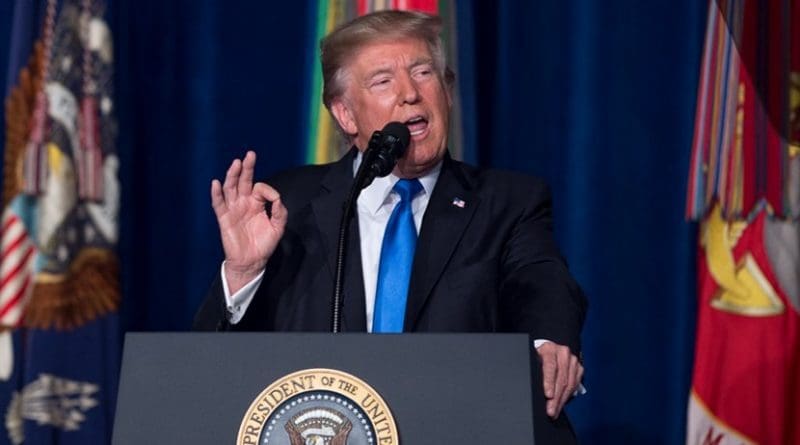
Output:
[{"xmin": 394, "ymin": 154, "xmax": 443, "ymax": 178}]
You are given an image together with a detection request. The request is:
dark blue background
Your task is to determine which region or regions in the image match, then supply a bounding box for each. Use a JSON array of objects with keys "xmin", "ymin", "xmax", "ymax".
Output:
[{"xmin": 2, "ymin": 1, "xmax": 708, "ymax": 442}]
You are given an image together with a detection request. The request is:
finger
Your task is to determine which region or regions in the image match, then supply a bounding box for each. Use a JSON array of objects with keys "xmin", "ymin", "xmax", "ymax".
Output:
[
  {"xmin": 547, "ymin": 398, "xmax": 558, "ymax": 419},
  {"xmin": 270, "ymin": 196, "xmax": 288, "ymax": 231},
  {"xmin": 211, "ymin": 179, "xmax": 226, "ymax": 218},
  {"xmin": 237, "ymin": 151, "xmax": 256, "ymax": 196},
  {"xmin": 223, "ymin": 158, "xmax": 242, "ymax": 203},
  {"xmin": 252, "ymin": 182, "xmax": 281, "ymax": 203},
  {"xmin": 549, "ymin": 348, "xmax": 570, "ymax": 418},
  {"xmin": 558, "ymin": 354, "xmax": 579, "ymax": 414},
  {"xmin": 539, "ymin": 348, "xmax": 557, "ymax": 399},
  {"xmin": 565, "ymin": 354, "xmax": 579, "ymax": 397}
]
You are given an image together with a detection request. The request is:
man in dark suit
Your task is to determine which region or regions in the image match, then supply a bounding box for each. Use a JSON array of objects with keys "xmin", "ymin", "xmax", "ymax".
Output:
[{"xmin": 194, "ymin": 9, "xmax": 587, "ymax": 441}]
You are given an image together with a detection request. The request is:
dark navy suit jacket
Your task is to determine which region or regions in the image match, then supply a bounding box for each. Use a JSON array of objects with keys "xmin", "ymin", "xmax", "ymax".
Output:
[
  {"xmin": 194, "ymin": 149, "xmax": 588, "ymax": 442},
  {"xmin": 195, "ymin": 150, "xmax": 585, "ymax": 347}
]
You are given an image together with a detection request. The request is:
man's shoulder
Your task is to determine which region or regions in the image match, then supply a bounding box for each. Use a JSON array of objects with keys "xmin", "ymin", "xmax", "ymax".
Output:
[
  {"xmin": 263, "ymin": 155, "xmax": 351, "ymax": 212},
  {"xmin": 447, "ymin": 158, "xmax": 551, "ymax": 199}
]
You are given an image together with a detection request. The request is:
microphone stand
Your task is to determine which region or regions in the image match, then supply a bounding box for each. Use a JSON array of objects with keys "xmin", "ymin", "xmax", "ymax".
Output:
[
  {"xmin": 331, "ymin": 122, "xmax": 409, "ymax": 333},
  {"xmin": 331, "ymin": 136, "xmax": 384, "ymax": 333}
]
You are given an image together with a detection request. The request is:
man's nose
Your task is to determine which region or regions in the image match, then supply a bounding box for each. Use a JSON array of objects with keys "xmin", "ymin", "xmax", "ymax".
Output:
[{"xmin": 397, "ymin": 73, "xmax": 420, "ymax": 104}]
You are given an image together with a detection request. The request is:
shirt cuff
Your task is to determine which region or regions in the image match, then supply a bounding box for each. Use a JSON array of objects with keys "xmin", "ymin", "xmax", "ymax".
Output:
[{"xmin": 221, "ymin": 261, "xmax": 265, "ymax": 324}]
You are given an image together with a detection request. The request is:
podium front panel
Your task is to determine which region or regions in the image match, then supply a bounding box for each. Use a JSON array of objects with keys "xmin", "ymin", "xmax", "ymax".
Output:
[{"xmin": 113, "ymin": 333, "xmax": 536, "ymax": 444}]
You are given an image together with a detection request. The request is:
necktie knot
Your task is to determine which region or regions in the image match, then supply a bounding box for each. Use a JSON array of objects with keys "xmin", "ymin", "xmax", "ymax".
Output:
[{"xmin": 393, "ymin": 178, "xmax": 423, "ymax": 202}]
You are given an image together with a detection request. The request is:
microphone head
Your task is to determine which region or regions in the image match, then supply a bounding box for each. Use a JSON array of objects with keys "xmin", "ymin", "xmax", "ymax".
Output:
[
  {"xmin": 381, "ymin": 121, "xmax": 411, "ymax": 157},
  {"xmin": 359, "ymin": 122, "xmax": 412, "ymax": 185}
]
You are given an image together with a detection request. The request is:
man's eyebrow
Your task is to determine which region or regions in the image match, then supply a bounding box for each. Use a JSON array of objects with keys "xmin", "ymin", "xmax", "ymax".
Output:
[
  {"xmin": 409, "ymin": 57, "xmax": 434, "ymax": 68},
  {"xmin": 364, "ymin": 67, "xmax": 393, "ymax": 80},
  {"xmin": 362, "ymin": 58, "xmax": 435, "ymax": 82}
]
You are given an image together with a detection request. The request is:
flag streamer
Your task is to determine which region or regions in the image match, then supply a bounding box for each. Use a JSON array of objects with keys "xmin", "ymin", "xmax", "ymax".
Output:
[{"xmin": 686, "ymin": 0, "xmax": 799, "ymax": 221}]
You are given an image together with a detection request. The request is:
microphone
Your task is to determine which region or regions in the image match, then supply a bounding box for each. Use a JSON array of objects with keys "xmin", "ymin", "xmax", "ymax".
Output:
[
  {"xmin": 354, "ymin": 122, "xmax": 411, "ymax": 191},
  {"xmin": 331, "ymin": 122, "xmax": 410, "ymax": 333}
]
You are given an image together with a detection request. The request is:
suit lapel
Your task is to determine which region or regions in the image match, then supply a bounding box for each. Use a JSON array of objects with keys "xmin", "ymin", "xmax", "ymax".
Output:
[
  {"xmin": 404, "ymin": 156, "xmax": 480, "ymax": 331},
  {"xmin": 310, "ymin": 149, "xmax": 367, "ymax": 332}
]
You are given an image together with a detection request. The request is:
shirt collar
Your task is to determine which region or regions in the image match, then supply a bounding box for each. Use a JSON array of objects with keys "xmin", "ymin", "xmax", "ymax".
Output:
[{"xmin": 353, "ymin": 149, "xmax": 442, "ymax": 215}]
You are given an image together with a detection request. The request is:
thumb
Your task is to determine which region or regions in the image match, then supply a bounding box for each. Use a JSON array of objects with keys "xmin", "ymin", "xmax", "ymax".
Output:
[{"xmin": 270, "ymin": 197, "xmax": 288, "ymax": 230}]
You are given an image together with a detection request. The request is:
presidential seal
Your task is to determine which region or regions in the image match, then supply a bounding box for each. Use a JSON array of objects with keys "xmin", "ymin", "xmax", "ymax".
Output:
[{"xmin": 237, "ymin": 368, "xmax": 399, "ymax": 445}]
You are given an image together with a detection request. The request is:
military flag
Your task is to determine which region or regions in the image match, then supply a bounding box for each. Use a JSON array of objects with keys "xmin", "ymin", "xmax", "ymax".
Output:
[
  {"xmin": 1, "ymin": 0, "xmax": 120, "ymax": 443},
  {"xmin": 685, "ymin": 0, "xmax": 800, "ymax": 443}
]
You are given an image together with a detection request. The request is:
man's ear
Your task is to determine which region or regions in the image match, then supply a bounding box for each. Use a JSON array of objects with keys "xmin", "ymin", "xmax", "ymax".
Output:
[
  {"xmin": 444, "ymin": 67, "xmax": 455, "ymax": 108},
  {"xmin": 330, "ymin": 99, "xmax": 358, "ymax": 136},
  {"xmin": 446, "ymin": 86, "xmax": 453, "ymax": 108}
]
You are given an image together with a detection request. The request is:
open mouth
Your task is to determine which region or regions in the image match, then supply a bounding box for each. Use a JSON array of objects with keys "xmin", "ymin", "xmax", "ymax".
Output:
[{"xmin": 404, "ymin": 116, "xmax": 428, "ymax": 136}]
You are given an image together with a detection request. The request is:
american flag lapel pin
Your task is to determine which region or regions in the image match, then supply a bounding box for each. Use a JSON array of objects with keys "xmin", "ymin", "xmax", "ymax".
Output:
[{"xmin": 451, "ymin": 197, "xmax": 466, "ymax": 208}]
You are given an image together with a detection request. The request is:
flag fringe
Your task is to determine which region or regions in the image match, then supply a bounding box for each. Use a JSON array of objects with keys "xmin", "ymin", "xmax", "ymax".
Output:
[
  {"xmin": 24, "ymin": 248, "xmax": 119, "ymax": 330},
  {"xmin": 4, "ymin": 41, "xmax": 46, "ymax": 208}
]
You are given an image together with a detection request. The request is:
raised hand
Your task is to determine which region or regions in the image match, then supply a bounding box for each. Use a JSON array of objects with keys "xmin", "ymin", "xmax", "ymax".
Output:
[{"xmin": 211, "ymin": 151, "xmax": 287, "ymax": 294}]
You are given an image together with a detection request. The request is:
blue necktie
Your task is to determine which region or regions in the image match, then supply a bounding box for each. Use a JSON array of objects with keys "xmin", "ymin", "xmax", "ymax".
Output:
[{"xmin": 373, "ymin": 178, "xmax": 423, "ymax": 333}]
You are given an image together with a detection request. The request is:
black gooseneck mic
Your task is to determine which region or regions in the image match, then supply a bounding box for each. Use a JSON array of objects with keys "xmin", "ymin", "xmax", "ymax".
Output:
[
  {"xmin": 331, "ymin": 122, "xmax": 411, "ymax": 333},
  {"xmin": 352, "ymin": 121, "xmax": 411, "ymax": 192}
]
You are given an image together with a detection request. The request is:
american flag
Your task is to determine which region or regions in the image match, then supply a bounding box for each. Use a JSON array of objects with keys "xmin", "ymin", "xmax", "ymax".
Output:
[{"xmin": 1, "ymin": 0, "xmax": 121, "ymax": 443}]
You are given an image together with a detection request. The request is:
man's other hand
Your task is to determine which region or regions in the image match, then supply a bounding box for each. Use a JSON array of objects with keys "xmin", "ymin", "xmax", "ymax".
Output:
[{"xmin": 536, "ymin": 341, "xmax": 584, "ymax": 419}]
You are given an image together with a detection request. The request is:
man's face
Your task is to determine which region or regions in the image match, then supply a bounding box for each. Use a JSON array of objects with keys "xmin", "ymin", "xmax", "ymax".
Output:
[{"xmin": 330, "ymin": 38, "xmax": 452, "ymax": 178}]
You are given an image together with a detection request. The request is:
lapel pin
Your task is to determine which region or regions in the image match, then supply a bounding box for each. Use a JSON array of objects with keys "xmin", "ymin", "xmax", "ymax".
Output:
[{"xmin": 451, "ymin": 197, "xmax": 466, "ymax": 208}]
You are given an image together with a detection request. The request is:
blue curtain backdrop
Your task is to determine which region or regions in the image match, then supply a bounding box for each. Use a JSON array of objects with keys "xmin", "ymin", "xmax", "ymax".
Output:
[
  {"xmin": 464, "ymin": 2, "xmax": 706, "ymax": 443},
  {"xmin": 0, "ymin": 0, "xmax": 707, "ymax": 442}
]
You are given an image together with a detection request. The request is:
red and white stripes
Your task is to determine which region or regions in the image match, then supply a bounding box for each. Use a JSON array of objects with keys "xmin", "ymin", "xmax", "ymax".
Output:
[{"xmin": 0, "ymin": 210, "xmax": 37, "ymax": 328}]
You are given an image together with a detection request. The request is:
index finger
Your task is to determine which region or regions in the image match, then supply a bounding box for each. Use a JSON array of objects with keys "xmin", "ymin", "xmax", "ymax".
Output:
[
  {"xmin": 252, "ymin": 182, "xmax": 281, "ymax": 203},
  {"xmin": 540, "ymin": 351, "xmax": 557, "ymax": 399}
]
